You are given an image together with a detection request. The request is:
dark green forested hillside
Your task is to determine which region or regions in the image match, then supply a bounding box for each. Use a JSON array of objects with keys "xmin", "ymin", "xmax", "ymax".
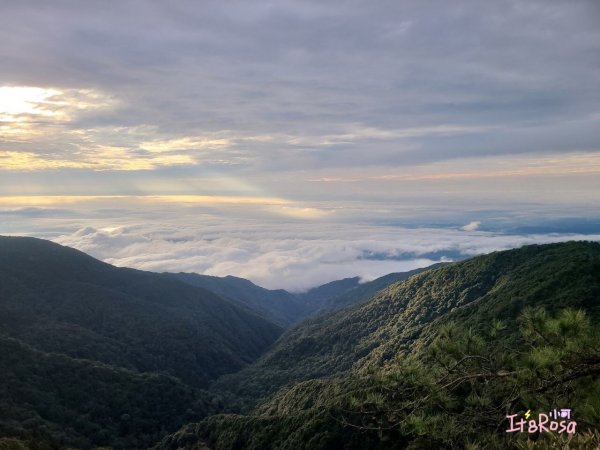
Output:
[
  {"xmin": 170, "ymin": 268, "xmax": 435, "ymax": 327},
  {"xmin": 0, "ymin": 236, "xmax": 282, "ymax": 388},
  {"xmin": 2, "ymin": 238, "xmax": 599, "ymax": 449},
  {"xmin": 0, "ymin": 236, "xmax": 283, "ymax": 449},
  {"xmin": 168, "ymin": 273, "xmax": 310, "ymax": 327},
  {"xmin": 315, "ymin": 264, "xmax": 448, "ymax": 314},
  {"xmin": 213, "ymin": 242, "xmax": 600, "ymax": 404},
  {"xmin": 297, "ymin": 277, "xmax": 362, "ymax": 308},
  {"xmin": 0, "ymin": 335, "xmax": 221, "ymax": 450},
  {"xmin": 159, "ymin": 241, "xmax": 600, "ymax": 450}
]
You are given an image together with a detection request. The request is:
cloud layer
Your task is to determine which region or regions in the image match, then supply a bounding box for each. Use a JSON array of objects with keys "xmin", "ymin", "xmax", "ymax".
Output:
[
  {"xmin": 52, "ymin": 220, "xmax": 600, "ymax": 292},
  {"xmin": 1, "ymin": 196, "xmax": 598, "ymax": 291},
  {"xmin": 1, "ymin": 2, "xmax": 599, "ymax": 290},
  {"xmin": 0, "ymin": 0, "xmax": 599, "ymax": 181}
]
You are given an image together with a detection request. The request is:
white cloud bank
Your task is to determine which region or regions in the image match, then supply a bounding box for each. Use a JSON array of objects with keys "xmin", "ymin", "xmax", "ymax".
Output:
[
  {"xmin": 51, "ymin": 220, "xmax": 600, "ymax": 292},
  {"xmin": 2, "ymin": 197, "xmax": 598, "ymax": 292}
]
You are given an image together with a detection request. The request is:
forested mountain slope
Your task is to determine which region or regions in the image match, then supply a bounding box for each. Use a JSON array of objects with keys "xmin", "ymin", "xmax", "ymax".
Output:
[
  {"xmin": 169, "ymin": 273, "xmax": 309, "ymax": 327},
  {"xmin": 314, "ymin": 264, "xmax": 448, "ymax": 314},
  {"xmin": 215, "ymin": 242, "xmax": 599, "ymax": 403},
  {"xmin": 162, "ymin": 241, "xmax": 600, "ymax": 449},
  {"xmin": 171, "ymin": 268, "xmax": 438, "ymax": 327},
  {"xmin": 0, "ymin": 236, "xmax": 282, "ymax": 389},
  {"xmin": 0, "ymin": 335, "xmax": 221, "ymax": 449},
  {"xmin": 296, "ymin": 276, "xmax": 361, "ymax": 307},
  {"xmin": 0, "ymin": 236, "xmax": 285, "ymax": 448}
]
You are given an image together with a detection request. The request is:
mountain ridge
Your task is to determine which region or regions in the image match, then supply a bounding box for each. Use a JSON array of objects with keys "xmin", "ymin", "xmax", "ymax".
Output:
[
  {"xmin": 2, "ymin": 237, "xmax": 599, "ymax": 449},
  {"xmin": 0, "ymin": 236, "xmax": 283, "ymax": 388},
  {"xmin": 167, "ymin": 272, "xmax": 310, "ymax": 327},
  {"xmin": 178, "ymin": 241, "xmax": 600, "ymax": 450},
  {"xmin": 170, "ymin": 266, "xmax": 446, "ymax": 326}
]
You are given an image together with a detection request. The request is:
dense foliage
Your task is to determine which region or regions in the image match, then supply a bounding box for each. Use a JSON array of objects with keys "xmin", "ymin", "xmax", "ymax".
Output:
[
  {"xmin": 160, "ymin": 241, "xmax": 600, "ymax": 449},
  {"xmin": 0, "ymin": 335, "xmax": 223, "ymax": 449},
  {"xmin": 213, "ymin": 242, "xmax": 600, "ymax": 405},
  {"xmin": 162, "ymin": 306, "xmax": 600, "ymax": 449},
  {"xmin": 314, "ymin": 264, "xmax": 448, "ymax": 314},
  {"xmin": 0, "ymin": 237, "xmax": 283, "ymax": 449},
  {"xmin": 172, "ymin": 267, "xmax": 435, "ymax": 327},
  {"xmin": 0, "ymin": 237, "xmax": 282, "ymax": 388},
  {"xmin": 1, "ymin": 238, "xmax": 599, "ymax": 449}
]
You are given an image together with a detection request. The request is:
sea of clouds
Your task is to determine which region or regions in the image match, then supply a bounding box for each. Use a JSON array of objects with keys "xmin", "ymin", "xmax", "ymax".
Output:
[
  {"xmin": 3, "ymin": 200, "xmax": 599, "ymax": 292},
  {"xmin": 52, "ymin": 220, "xmax": 600, "ymax": 292}
]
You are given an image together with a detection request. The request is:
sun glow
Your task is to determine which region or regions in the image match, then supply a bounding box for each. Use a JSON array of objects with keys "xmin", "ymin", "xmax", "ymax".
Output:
[
  {"xmin": 0, "ymin": 86, "xmax": 62, "ymax": 120},
  {"xmin": 0, "ymin": 195, "xmax": 290, "ymax": 207},
  {"xmin": 0, "ymin": 195, "xmax": 332, "ymax": 220},
  {"xmin": 0, "ymin": 85, "xmax": 114, "ymax": 125},
  {"xmin": 0, "ymin": 86, "xmax": 223, "ymax": 171}
]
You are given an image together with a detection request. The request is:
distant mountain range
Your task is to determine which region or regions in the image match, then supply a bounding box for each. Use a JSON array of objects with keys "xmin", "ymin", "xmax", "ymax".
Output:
[
  {"xmin": 168, "ymin": 268, "xmax": 438, "ymax": 327},
  {"xmin": 167, "ymin": 272, "xmax": 308, "ymax": 327},
  {"xmin": 0, "ymin": 237, "xmax": 598, "ymax": 449}
]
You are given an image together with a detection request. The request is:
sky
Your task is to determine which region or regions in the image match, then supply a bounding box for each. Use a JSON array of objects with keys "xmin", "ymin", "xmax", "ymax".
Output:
[{"xmin": 1, "ymin": 0, "xmax": 599, "ymax": 290}]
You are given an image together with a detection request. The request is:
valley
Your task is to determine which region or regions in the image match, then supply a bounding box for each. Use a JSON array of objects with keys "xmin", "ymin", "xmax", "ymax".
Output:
[{"xmin": 0, "ymin": 237, "xmax": 598, "ymax": 449}]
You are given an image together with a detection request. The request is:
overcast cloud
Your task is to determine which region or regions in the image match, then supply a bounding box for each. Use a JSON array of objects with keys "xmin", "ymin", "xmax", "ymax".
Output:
[
  {"xmin": 1, "ymin": 1, "xmax": 599, "ymax": 177},
  {"xmin": 0, "ymin": 1, "xmax": 599, "ymax": 288}
]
